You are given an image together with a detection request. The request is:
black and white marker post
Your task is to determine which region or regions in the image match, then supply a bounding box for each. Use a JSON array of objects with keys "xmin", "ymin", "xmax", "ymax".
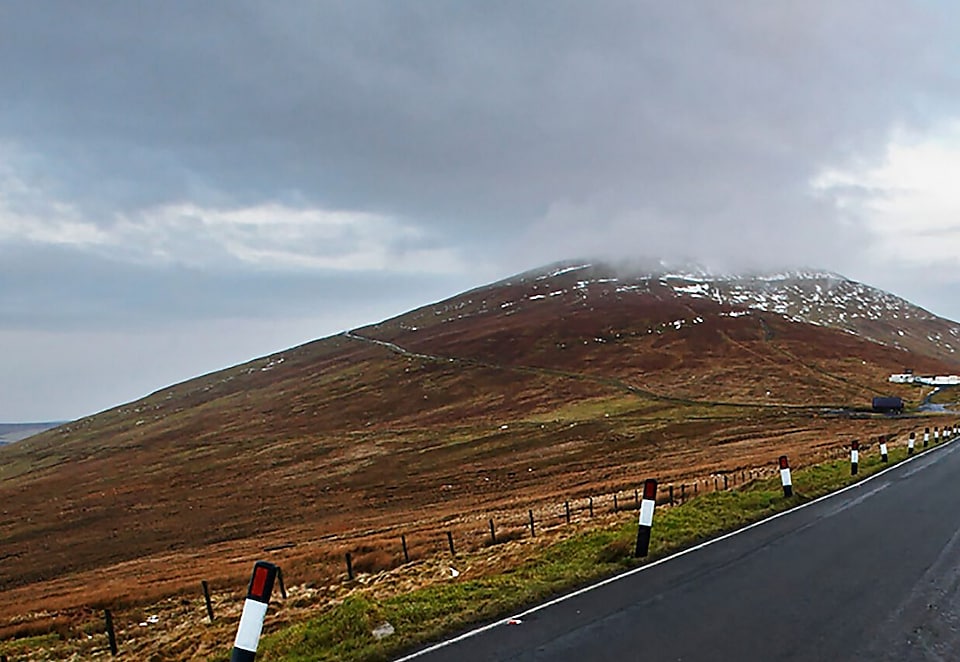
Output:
[
  {"xmin": 850, "ymin": 440, "xmax": 859, "ymax": 476},
  {"xmin": 778, "ymin": 455, "xmax": 793, "ymax": 497},
  {"xmin": 909, "ymin": 431, "xmax": 916, "ymax": 455},
  {"xmin": 231, "ymin": 561, "xmax": 279, "ymax": 662},
  {"xmin": 634, "ymin": 478, "xmax": 658, "ymax": 558},
  {"xmin": 924, "ymin": 427, "xmax": 930, "ymax": 449},
  {"xmin": 879, "ymin": 436, "xmax": 888, "ymax": 462},
  {"xmin": 935, "ymin": 426, "xmax": 941, "ymax": 444}
]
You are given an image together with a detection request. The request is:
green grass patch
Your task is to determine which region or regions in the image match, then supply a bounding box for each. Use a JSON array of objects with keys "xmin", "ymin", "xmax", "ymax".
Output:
[
  {"xmin": 255, "ymin": 438, "xmax": 940, "ymax": 661},
  {"xmin": 524, "ymin": 395, "xmax": 656, "ymax": 423}
]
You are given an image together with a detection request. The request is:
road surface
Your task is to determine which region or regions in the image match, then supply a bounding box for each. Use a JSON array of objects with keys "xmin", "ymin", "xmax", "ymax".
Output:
[{"xmin": 398, "ymin": 438, "xmax": 960, "ymax": 661}]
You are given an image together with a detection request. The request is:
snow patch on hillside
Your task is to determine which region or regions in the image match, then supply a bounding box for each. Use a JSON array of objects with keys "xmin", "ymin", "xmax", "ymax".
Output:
[{"xmin": 538, "ymin": 264, "xmax": 591, "ymax": 280}]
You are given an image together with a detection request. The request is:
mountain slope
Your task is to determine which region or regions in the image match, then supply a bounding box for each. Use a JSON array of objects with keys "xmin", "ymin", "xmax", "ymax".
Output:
[
  {"xmin": 355, "ymin": 261, "xmax": 958, "ymax": 405},
  {"xmin": 0, "ymin": 260, "xmax": 957, "ymax": 622}
]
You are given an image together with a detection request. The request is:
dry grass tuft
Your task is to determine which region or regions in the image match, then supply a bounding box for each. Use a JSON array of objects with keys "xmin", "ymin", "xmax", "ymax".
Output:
[
  {"xmin": 351, "ymin": 550, "xmax": 401, "ymax": 575},
  {"xmin": 482, "ymin": 526, "xmax": 527, "ymax": 547}
]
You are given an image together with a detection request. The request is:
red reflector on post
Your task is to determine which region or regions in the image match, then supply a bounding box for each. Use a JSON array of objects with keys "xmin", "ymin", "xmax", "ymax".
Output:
[
  {"xmin": 778, "ymin": 455, "xmax": 789, "ymax": 470},
  {"xmin": 250, "ymin": 567, "xmax": 269, "ymax": 599},
  {"xmin": 245, "ymin": 561, "xmax": 278, "ymax": 603},
  {"xmin": 642, "ymin": 478, "xmax": 657, "ymax": 500},
  {"xmin": 851, "ymin": 440, "xmax": 859, "ymax": 451}
]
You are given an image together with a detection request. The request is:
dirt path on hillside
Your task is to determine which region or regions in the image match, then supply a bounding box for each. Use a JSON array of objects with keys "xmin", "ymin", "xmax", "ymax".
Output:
[{"xmin": 343, "ymin": 331, "xmax": 823, "ymax": 411}]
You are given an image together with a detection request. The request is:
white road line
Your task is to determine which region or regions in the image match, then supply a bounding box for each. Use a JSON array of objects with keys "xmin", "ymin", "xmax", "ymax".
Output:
[{"xmin": 394, "ymin": 435, "xmax": 958, "ymax": 661}]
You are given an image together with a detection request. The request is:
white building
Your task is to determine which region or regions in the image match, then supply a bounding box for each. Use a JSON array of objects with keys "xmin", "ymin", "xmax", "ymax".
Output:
[
  {"xmin": 890, "ymin": 373, "xmax": 960, "ymax": 385},
  {"xmin": 888, "ymin": 373, "xmax": 915, "ymax": 384}
]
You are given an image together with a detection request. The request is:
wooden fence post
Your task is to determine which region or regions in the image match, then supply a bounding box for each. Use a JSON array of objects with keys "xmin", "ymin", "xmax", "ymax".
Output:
[
  {"xmin": 447, "ymin": 531, "xmax": 456, "ymax": 556},
  {"xmin": 345, "ymin": 553, "xmax": 354, "ymax": 580},
  {"xmin": 201, "ymin": 580, "xmax": 215, "ymax": 622},
  {"xmin": 401, "ymin": 535, "xmax": 410, "ymax": 563},
  {"xmin": 529, "ymin": 509, "xmax": 535, "ymax": 537},
  {"xmin": 277, "ymin": 567, "xmax": 287, "ymax": 599},
  {"xmin": 104, "ymin": 609, "xmax": 118, "ymax": 656}
]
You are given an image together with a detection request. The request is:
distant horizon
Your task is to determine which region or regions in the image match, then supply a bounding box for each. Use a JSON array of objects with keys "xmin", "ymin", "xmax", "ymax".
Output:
[
  {"xmin": 0, "ymin": 421, "xmax": 69, "ymax": 426},
  {"xmin": 0, "ymin": 421, "xmax": 65, "ymax": 444}
]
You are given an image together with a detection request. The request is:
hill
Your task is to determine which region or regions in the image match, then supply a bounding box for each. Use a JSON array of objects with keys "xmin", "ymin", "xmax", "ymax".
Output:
[{"xmin": 0, "ymin": 260, "xmax": 957, "ymax": 648}]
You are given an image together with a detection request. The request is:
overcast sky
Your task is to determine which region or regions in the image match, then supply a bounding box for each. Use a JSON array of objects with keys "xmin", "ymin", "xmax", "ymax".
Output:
[{"xmin": 3, "ymin": 1, "xmax": 960, "ymax": 421}]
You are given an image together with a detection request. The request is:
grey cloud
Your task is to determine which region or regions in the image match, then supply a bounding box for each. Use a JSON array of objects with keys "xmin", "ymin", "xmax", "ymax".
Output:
[{"xmin": 2, "ymin": 1, "xmax": 956, "ymax": 245}]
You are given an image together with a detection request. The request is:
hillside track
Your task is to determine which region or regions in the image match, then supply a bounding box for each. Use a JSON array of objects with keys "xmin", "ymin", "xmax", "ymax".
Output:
[
  {"xmin": 399, "ymin": 438, "xmax": 960, "ymax": 661},
  {"xmin": 344, "ymin": 331, "xmax": 832, "ymax": 412}
]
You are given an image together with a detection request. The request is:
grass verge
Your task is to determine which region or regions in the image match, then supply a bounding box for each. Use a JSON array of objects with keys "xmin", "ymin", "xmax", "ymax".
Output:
[{"xmin": 253, "ymin": 442, "xmax": 927, "ymax": 661}]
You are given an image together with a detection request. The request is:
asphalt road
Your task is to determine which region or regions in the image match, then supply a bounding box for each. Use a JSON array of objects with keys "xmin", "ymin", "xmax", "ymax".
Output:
[{"xmin": 398, "ymin": 438, "xmax": 960, "ymax": 661}]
